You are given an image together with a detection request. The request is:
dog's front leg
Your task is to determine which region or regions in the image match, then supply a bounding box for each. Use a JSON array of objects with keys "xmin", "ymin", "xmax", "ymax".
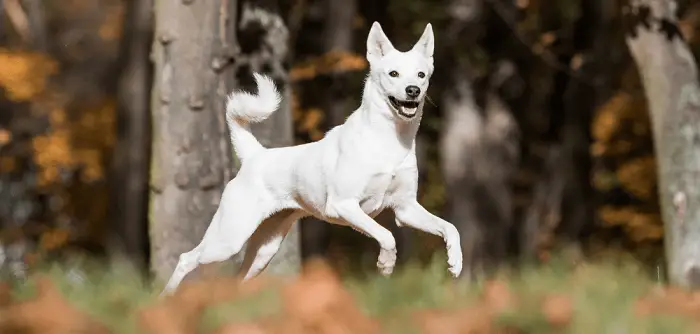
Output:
[
  {"xmin": 331, "ymin": 201, "xmax": 397, "ymax": 275},
  {"xmin": 394, "ymin": 200, "xmax": 462, "ymax": 278}
]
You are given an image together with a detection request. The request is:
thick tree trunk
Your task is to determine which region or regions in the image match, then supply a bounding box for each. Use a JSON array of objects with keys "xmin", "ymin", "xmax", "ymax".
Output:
[
  {"xmin": 110, "ymin": 0, "xmax": 153, "ymax": 267},
  {"xmin": 150, "ymin": 0, "xmax": 237, "ymax": 281},
  {"xmin": 625, "ymin": 0, "xmax": 700, "ymax": 288},
  {"xmin": 229, "ymin": 0, "xmax": 300, "ymax": 275}
]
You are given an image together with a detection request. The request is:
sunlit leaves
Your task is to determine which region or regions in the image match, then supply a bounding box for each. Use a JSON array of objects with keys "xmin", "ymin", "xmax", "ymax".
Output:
[
  {"xmin": 591, "ymin": 68, "xmax": 661, "ymax": 247},
  {"xmin": 0, "ymin": 129, "xmax": 11, "ymax": 147},
  {"xmin": 290, "ymin": 51, "xmax": 367, "ymax": 82},
  {"xmin": 0, "ymin": 49, "xmax": 57, "ymax": 102}
]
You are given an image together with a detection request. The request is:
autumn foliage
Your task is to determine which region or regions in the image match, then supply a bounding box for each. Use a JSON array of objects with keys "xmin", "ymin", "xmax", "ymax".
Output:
[
  {"xmin": 0, "ymin": 0, "xmax": 122, "ymax": 267},
  {"xmin": 590, "ymin": 66, "xmax": 663, "ymax": 255}
]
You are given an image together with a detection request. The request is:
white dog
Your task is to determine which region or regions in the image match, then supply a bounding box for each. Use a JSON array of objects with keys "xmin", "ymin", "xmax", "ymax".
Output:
[{"xmin": 161, "ymin": 22, "xmax": 462, "ymax": 295}]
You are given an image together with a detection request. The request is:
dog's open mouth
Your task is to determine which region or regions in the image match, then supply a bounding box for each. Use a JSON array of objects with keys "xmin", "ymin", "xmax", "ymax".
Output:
[{"xmin": 388, "ymin": 96, "xmax": 420, "ymax": 119}]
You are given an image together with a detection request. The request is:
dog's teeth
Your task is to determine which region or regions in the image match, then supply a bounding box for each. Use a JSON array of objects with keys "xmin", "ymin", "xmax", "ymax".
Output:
[{"xmin": 400, "ymin": 106, "xmax": 417, "ymax": 117}]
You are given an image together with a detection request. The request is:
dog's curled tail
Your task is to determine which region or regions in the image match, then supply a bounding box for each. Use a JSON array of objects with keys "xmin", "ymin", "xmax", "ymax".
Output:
[{"xmin": 225, "ymin": 73, "xmax": 281, "ymax": 162}]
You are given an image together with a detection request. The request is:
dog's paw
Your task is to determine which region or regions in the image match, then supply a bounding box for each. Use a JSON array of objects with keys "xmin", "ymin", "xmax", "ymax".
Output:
[
  {"xmin": 446, "ymin": 243, "xmax": 463, "ymax": 278},
  {"xmin": 378, "ymin": 265, "xmax": 394, "ymax": 276},
  {"xmin": 377, "ymin": 247, "xmax": 397, "ymax": 276},
  {"xmin": 448, "ymin": 261, "xmax": 462, "ymax": 278}
]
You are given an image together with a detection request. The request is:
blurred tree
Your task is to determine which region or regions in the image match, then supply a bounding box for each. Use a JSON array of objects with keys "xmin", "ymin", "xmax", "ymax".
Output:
[
  {"xmin": 9, "ymin": 0, "xmax": 48, "ymax": 50},
  {"xmin": 434, "ymin": 0, "xmax": 634, "ymax": 275},
  {"xmin": 149, "ymin": 0, "xmax": 238, "ymax": 281},
  {"xmin": 109, "ymin": 0, "xmax": 153, "ymax": 267},
  {"xmin": 520, "ymin": 0, "xmax": 621, "ymax": 261},
  {"xmin": 439, "ymin": 0, "xmax": 519, "ymax": 279},
  {"xmin": 625, "ymin": 0, "xmax": 700, "ymax": 288},
  {"xmin": 320, "ymin": 0, "xmax": 357, "ymax": 127}
]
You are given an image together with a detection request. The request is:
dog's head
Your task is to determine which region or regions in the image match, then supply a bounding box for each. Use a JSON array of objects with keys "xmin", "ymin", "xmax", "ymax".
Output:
[{"xmin": 366, "ymin": 22, "xmax": 434, "ymax": 121}]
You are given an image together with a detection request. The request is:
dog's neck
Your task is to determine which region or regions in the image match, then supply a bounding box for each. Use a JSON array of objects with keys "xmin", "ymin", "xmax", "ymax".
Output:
[{"xmin": 354, "ymin": 77, "xmax": 422, "ymax": 149}]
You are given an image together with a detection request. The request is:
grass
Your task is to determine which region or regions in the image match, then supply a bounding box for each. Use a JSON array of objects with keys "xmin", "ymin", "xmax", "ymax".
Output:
[{"xmin": 4, "ymin": 254, "xmax": 698, "ymax": 333}]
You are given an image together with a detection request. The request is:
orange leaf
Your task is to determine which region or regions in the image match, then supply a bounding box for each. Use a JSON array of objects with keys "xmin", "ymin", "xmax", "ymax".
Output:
[{"xmin": 0, "ymin": 128, "xmax": 11, "ymax": 146}]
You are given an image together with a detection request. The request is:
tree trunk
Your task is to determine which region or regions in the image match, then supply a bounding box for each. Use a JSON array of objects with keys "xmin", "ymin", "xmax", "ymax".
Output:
[
  {"xmin": 321, "ymin": 0, "xmax": 356, "ymax": 127},
  {"xmin": 149, "ymin": 0, "xmax": 237, "ymax": 281},
  {"xmin": 625, "ymin": 0, "xmax": 700, "ymax": 288},
  {"xmin": 110, "ymin": 0, "xmax": 153, "ymax": 267},
  {"xmin": 440, "ymin": 0, "xmax": 520, "ymax": 279},
  {"xmin": 441, "ymin": 79, "xmax": 519, "ymax": 278},
  {"xmin": 547, "ymin": 0, "xmax": 614, "ymax": 256},
  {"xmin": 20, "ymin": 0, "xmax": 47, "ymax": 50},
  {"xmin": 229, "ymin": 0, "xmax": 300, "ymax": 276}
]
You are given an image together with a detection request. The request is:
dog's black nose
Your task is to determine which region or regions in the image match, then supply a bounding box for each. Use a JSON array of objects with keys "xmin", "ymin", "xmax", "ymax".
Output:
[{"xmin": 405, "ymin": 86, "xmax": 421, "ymax": 98}]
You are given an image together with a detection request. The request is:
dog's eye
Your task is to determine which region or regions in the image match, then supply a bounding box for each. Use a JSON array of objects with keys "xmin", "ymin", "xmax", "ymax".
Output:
[
  {"xmin": 389, "ymin": 71, "xmax": 399, "ymax": 77},
  {"xmin": 418, "ymin": 72, "xmax": 425, "ymax": 78}
]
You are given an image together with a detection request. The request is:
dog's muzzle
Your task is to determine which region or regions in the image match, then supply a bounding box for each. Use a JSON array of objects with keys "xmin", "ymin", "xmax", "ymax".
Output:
[{"xmin": 388, "ymin": 96, "xmax": 420, "ymax": 119}]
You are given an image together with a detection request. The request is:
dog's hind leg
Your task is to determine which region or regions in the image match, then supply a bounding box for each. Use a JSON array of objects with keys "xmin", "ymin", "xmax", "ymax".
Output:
[
  {"xmin": 236, "ymin": 209, "xmax": 301, "ymax": 280},
  {"xmin": 160, "ymin": 209, "xmax": 221, "ymax": 296},
  {"xmin": 161, "ymin": 182, "xmax": 276, "ymax": 295}
]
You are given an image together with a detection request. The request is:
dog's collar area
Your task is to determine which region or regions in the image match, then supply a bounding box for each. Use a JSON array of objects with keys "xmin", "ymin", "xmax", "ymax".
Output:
[{"xmin": 388, "ymin": 96, "xmax": 420, "ymax": 119}]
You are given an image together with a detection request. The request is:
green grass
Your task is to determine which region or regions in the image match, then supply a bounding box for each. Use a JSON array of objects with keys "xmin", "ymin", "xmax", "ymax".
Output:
[
  {"xmin": 494, "ymin": 258, "xmax": 692, "ymax": 334},
  {"xmin": 4, "ymin": 255, "xmax": 698, "ymax": 333}
]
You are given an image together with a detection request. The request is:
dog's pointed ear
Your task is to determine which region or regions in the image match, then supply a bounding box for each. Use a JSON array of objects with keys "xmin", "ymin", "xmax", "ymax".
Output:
[
  {"xmin": 366, "ymin": 22, "xmax": 395, "ymax": 63},
  {"xmin": 412, "ymin": 23, "xmax": 434, "ymax": 58}
]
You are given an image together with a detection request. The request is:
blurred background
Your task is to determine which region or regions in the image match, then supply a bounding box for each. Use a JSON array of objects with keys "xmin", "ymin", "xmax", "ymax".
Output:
[{"xmin": 0, "ymin": 0, "xmax": 698, "ymax": 282}]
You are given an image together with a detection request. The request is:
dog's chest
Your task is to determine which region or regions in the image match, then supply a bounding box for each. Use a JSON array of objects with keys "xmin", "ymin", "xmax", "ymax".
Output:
[{"xmin": 359, "ymin": 170, "xmax": 398, "ymax": 215}]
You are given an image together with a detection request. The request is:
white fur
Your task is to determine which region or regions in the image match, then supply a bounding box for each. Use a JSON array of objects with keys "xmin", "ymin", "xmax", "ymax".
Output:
[
  {"xmin": 161, "ymin": 22, "xmax": 462, "ymax": 295},
  {"xmin": 226, "ymin": 73, "xmax": 282, "ymax": 162}
]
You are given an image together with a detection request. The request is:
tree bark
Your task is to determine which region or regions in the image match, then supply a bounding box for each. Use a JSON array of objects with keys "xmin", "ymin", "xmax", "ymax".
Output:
[
  {"xmin": 149, "ymin": 0, "xmax": 237, "ymax": 281},
  {"xmin": 229, "ymin": 0, "xmax": 300, "ymax": 275},
  {"xmin": 625, "ymin": 0, "xmax": 700, "ymax": 288},
  {"xmin": 109, "ymin": 0, "xmax": 153, "ymax": 267}
]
